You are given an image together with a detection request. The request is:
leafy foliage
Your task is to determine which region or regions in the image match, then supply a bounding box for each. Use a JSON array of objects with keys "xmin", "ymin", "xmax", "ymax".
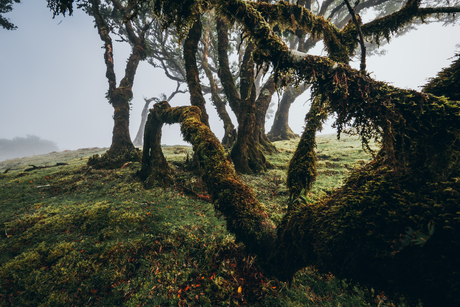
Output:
[{"xmin": 0, "ymin": 0, "xmax": 20, "ymax": 30}]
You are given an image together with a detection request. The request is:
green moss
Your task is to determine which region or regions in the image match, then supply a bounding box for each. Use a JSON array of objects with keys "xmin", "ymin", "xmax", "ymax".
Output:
[
  {"xmin": 87, "ymin": 148, "xmax": 141, "ymax": 170},
  {"xmin": 287, "ymin": 96, "xmax": 328, "ymax": 198},
  {"xmin": 423, "ymin": 53, "xmax": 460, "ymax": 101}
]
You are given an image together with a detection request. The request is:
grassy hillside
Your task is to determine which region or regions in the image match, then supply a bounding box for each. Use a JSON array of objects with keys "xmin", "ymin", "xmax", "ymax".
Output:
[{"xmin": 0, "ymin": 135, "xmax": 417, "ymax": 306}]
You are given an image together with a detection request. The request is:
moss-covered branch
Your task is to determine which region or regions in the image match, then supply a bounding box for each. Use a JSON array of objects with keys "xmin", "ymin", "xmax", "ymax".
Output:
[
  {"xmin": 286, "ymin": 96, "xmax": 327, "ymax": 197},
  {"xmin": 142, "ymin": 101, "xmax": 277, "ymax": 259},
  {"xmin": 362, "ymin": 0, "xmax": 460, "ymax": 45},
  {"xmin": 90, "ymin": 0, "xmax": 117, "ymax": 94}
]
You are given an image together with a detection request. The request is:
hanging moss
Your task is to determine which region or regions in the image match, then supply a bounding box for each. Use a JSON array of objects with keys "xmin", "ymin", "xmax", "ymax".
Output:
[
  {"xmin": 275, "ymin": 154, "xmax": 460, "ymax": 306},
  {"xmin": 133, "ymin": 1, "xmax": 460, "ymax": 305},
  {"xmin": 286, "ymin": 96, "xmax": 327, "ymax": 198},
  {"xmin": 141, "ymin": 72, "xmax": 460, "ymax": 305}
]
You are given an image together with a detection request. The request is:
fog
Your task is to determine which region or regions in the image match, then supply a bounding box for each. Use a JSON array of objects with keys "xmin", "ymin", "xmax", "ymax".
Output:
[
  {"xmin": 0, "ymin": 135, "xmax": 59, "ymax": 161},
  {"xmin": 1, "ymin": 0, "xmax": 459, "ymax": 155}
]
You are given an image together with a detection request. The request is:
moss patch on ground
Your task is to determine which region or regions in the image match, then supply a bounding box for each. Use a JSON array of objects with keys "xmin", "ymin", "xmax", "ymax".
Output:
[{"xmin": 0, "ymin": 136, "xmax": 410, "ymax": 306}]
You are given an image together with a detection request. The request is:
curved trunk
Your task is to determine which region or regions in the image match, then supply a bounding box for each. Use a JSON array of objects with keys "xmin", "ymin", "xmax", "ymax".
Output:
[{"xmin": 143, "ymin": 87, "xmax": 460, "ymax": 306}]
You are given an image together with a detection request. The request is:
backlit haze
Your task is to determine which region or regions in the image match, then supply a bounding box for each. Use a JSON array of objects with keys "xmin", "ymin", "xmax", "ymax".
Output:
[{"xmin": 1, "ymin": 0, "xmax": 459, "ymax": 154}]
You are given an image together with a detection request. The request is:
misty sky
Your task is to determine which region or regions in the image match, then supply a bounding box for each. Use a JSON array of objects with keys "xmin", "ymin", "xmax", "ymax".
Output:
[{"xmin": 1, "ymin": 0, "xmax": 459, "ymax": 151}]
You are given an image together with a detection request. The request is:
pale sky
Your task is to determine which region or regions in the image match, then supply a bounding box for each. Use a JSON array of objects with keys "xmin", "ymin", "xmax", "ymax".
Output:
[{"xmin": 1, "ymin": 0, "xmax": 459, "ymax": 151}]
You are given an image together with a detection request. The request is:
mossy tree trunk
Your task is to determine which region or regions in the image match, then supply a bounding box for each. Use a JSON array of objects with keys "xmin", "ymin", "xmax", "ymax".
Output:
[
  {"xmin": 286, "ymin": 96, "xmax": 327, "ymax": 198},
  {"xmin": 143, "ymin": 77, "xmax": 460, "ymax": 307},
  {"xmin": 87, "ymin": 0, "xmax": 148, "ymax": 168},
  {"xmin": 254, "ymin": 76, "xmax": 277, "ymax": 154},
  {"xmin": 108, "ymin": 89, "xmax": 136, "ymax": 155},
  {"xmin": 201, "ymin": 19, "xmax": 237, "ymax": 147},
  {"xmin": 229, "ymin": 42, "xmax": 274, "ymax": 173},
  {"xmin": 216, "ymin": 17, "xmax": 242, "ymax": 119},
  {"xmin": 138, "ymin": 1, "xmax": 460, "ymax": 306},
  {"xmin": 184, "ymin": 18, "xmax": 210, "ymax": 127},
  {"xmin": 138, "ymin": 104, "xmax": 175, "ymax": 187},
  {"xmin": 217, "ymin": 19, "xmax": 275, "ymax": 172}
]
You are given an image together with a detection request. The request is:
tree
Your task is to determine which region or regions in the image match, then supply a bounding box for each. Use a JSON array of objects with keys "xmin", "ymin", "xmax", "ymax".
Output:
[
  {"xmin": 139, "ymin": 0, "xmax": 460, "ymax": 306},
  {"xmin": 48, "ymin": 0, "xmax": 153, "ymax": 168},
  {"xmin": 268, "ymin": 0, "xmax": 459, "ymax": 141},
  {"xmin": 145, "ymin": 11, "xmax": 278, "ymax": 172},
  {"xmin": 49, "ymin": 0, "xmax": 460, "ymax": 305},
  {"xmin": 1, "ymin": 0, "xmax": 20, "ymax": 30},
  {"xmin": 132, "ymin": 84, "xmax": 187, "ymax": 147}
]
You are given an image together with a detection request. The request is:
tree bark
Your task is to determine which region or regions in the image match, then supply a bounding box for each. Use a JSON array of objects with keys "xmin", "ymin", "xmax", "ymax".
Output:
[
  {"xmin": 254, "ymin": 76, "xmax": 277, "ymax": 154},
  {"xmin": 138, "ymin": 103, "xmax": 174, "ymax": 187},
  {"xmin": 184, "ymin": 19, "xmax": 210, "ymax": 127},
  {"xmin": 216, "ymin": 17, "xmax": 242, "ymax": 119},
  {"xmin": 286, "ymin": 96, "xmax": 327, "ymax": 197},
  {"xmin": 138, "ymin": 1, "xmax": 460, "ymax": 305},
  {"xmin": 230, "ymin": 43, "xmax": 273, "ymax": 173},
  {"xmin": 201, "ymin": 21, "xmax": 237, "ymax": 147},
  {"xmin": 143, "ymin": 81, "xmax": 460, "ymax": 305},
  {"xmin": 87, "ymin": 0, "xmax": 147, "ymax": 168},
  {"xmin": 133, "ymin": 97, "xmax": 155, "ymax": 147},
  {"xmin": 267, "ymin": 86, "xmax": 303, "ymax": 141}
]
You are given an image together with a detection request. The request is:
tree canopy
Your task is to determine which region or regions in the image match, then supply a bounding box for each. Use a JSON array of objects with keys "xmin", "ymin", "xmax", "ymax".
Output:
[{"xmin": 0, "ymin": 0, "xmax": 20, "ymax": 30}]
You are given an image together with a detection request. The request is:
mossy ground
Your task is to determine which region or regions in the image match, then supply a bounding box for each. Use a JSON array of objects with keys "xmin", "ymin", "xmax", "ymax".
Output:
[{"xmin": 0, "ymin": 137, "xmax": 412, "ymax": 306}]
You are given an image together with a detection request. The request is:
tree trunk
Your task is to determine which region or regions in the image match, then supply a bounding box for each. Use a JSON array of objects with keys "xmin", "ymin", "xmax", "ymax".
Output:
[
  {"xmin": 201, "ymin": 25, "xmax": 237, "ymax": 147},
  {"xmin": 267, "ymin": 86, "xmax": 303, "ymax": 141},
  {"xmin": 87, "ymin": 0, "xmax": 146, "ymax": 168},
  {"xmin": 138, "ymin": 104, "xmax": 174, "ymax": 187},
  {"xmin": 216, "ymin": 17, "xmax": 241, "ymax": 119},
  {"xmin": 133, "ymin": 98, "xmax": 154, "ymax": 147},
  {"xmin": 143, "ymin": 85, "xmax": 460, "ymax": 306},
  {"xmin": 255, "ymin": 76, "xmax": 277, "ymax": 154},
  {"xmin": 184, "ymin": 19, "xmax": 210, "ymax": 126},
  {"xmin": 230, "ymin": 88, "xmax": 270, "ymax": 173},
  {"xmin": 107, "ymin": 90, "xmax": 136, "ymax": 155},
  {"xmin": 230, "ymin": 43, "xmax": 273, "ymax": 173}
]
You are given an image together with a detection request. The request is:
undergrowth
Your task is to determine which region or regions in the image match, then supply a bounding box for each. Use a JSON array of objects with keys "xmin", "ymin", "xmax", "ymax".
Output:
[{"xmin": 0, "ymin": 136, "xmax": 415, "ymax": 306}]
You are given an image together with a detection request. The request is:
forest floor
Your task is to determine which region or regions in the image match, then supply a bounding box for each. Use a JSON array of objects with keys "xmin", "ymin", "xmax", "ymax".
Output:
[{"xmin": 0, "ymin": 134, "xmax": 420, "ymax": 306}]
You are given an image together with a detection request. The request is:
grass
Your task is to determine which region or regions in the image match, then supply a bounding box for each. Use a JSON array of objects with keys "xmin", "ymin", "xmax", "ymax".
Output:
[{"xmin": 0, "ymin": 135, "xmax": 415, "ymax": 306}]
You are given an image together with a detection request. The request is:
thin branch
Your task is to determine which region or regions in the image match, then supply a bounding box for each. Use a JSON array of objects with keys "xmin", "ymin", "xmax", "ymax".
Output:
[{"xmin": 343, "ymin": 0, "xmax": 366, "ymax": 72}]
